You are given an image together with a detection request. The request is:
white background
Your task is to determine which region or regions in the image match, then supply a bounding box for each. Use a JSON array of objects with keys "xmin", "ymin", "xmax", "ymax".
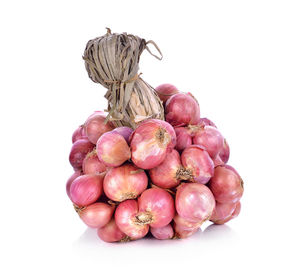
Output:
[{"xmin": 1, "ymin": 0, "xmax": 299, "ymax": 277}]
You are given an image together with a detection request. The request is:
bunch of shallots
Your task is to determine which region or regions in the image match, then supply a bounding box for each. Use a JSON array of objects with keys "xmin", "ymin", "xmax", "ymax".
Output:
[{"xmin": 66, "ymin": 30, "xmax": 243, "ymax": 242}]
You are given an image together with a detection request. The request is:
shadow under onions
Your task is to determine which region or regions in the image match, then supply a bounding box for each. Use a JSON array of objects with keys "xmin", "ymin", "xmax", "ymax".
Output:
[
  {"xmin": 202, "ymin": 223, "xmax": 236, "ymax": 240},
  {"xmin": 75, "ymin": 228, "xmax": 98, "ymax": 246},
  {"xmin": 75, "ymin": 222, "xmax": 237, "ymax": 247}
]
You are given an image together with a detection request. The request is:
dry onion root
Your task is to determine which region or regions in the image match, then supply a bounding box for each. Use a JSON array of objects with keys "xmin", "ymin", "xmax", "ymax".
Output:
[{"xmin": 83, "ymin": 28, "xmax": 164, "ymax": 128}]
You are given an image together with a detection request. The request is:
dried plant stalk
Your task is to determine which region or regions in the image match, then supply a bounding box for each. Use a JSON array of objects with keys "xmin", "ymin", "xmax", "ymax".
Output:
[
  {"xmin": 105, "ymin": 78, "xmax": 164, "ymax": 127},
  {"xmin": 83, "ymin": 28, "xmax": 164, "ymax": 128}
]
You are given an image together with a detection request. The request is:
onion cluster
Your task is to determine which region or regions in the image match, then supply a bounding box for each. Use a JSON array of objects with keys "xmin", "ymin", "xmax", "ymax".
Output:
[{"xmin": 66, "ymin": 84, "xmax": 244, "ymax": 243}]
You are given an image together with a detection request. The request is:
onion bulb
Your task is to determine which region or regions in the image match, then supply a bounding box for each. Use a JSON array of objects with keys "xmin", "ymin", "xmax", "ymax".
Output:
[
  {"xmin": 112, "ymin": 127, "xmax": 133, "ymax": 144},
  {"xmin": 79, "ymin": 202, "xmax": 114, "ymax": 228},
  {"xmin": 66, "ymin": 171, "xmax": 81, "ymax": 199},
  {"xmin": 181, "ymin": 145, "xmax": 214, "ymax": 184},
  {"xmin": 175, "ymin": 182, "xmax": 215, "ymax": 223},
  {"xmin": 193, "ymin": 126, "xmax": 224, "ymax": 159},
  {"xmin": 72, "ymin": 125, "xmax": 88, "ymax": 143},
  {"xmin": 103, "ymin": 163, "xmax": 148, "ymax": 202},
  {"xmin": 84, "ymin": 111, "xmax": 114, "ymax": 144},
  {"xmin": 165, "ymin": 93, "xmax": 200, "ymax": 127},
  {"xmin": 97, "ymin": 219, "xmax": 129, "ymax": 243},
  {"xmin": 70, "ymin": 173, "xmax": 104, "ymax": 207},
  {"xmin": 115, "ymin": 200, "xmax": 149, "ymax": 240},
  {"xmin": 155, "ymin": 83, "xmax": 179, "ymax": 104},
  {"xmin": 82, "ymin": 150, "xmax": 106, "ymax": 174},
  {"xmin": 150, "ymin": 224, "xmax": 174, "ymax": 240},
  {"xmin": 173, "ymin": 223, "xmax": 200, "ymax": 239},
  {"xmin": 209, "ymin": 165, "xmax": 243, "ymax": 204},
  {"xmin": 137, "ymin": 188, "xmax": 175, "ymax": 228},
  {"xmin": 131, "ymin": 119, "xmax": 176, "ymax": 169},
  {"xmin": 96, "ymin": 131, "xmax": 131, "ymax": 167},
  {"xmin": 69, "ymin": 139, "xmax": 94, "ymax": 170},
  {"xmin": 148, "ymin": 149, "xmax": 183, "ymax": 189},
  {"xmin": 174, "ymin": 127, "xmax": 193, "ymax": 152},
  {"xmin": 210, "ymin": 202, "xmax": 236, "ymax": 225}
]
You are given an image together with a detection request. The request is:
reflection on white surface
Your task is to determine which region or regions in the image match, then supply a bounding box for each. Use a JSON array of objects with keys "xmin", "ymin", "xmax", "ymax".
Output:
[
  {"xmin": 74, "ymin": 222, "xmax": 237, "ymax": 249},
  {"xmin": 202, "ymin": 223, "xmax": 237, "ymax": 240}
]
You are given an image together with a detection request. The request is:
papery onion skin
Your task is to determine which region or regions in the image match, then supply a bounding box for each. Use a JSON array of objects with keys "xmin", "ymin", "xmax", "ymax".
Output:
[
  {"xmin": 209, "ymin": 165, "xmax": 243, "ymax": 204},
  {"xmin": 213, "ymin": 155, "xmax": 225, "ymax": 167},
  {"xmin": 197, "ymin": 118, "xmax": 217, "ymax": 128},
  {"xmin": 173, "ymin": 223, "xmax": 200, "ymax": 239},
  {"xmin": 165, "ymin": 93, "xmax": 200, "ymax": 127},
  {"xmin": 193, "ymin": 126, "xmax": 224, "ymax": 159},
  {"xmin": 84, "ymin": 111, "xmax": 114, "ymax": 144},
  {"xmin": 115, "ymin": 200, "xmax": 149, "ymax": 240},
  {"xmin": 97, "ymin": 219, "xmax": 128, "ymax": 243},
  {"xmin": 150, "ymin": 224, "xmax": 174, "ymax": 240},
  {"xmin": 212, "ymin": 201, "xmax": 241, "ymax": 225},
  {"xmin": 79, "ymin": 202, "xmax": 114, "ymax": 228},
  {"xmin": 231, "ymin": 201, "xmax": 241, "ymax": 219},
  {"xmin": 72, "ymin": 126, "xmax": 88, "ymax": 143},
  {"xmin": 138, "ymin": 188, "xmax": 175, "ymax": 228},
  {"xmin": 158, "ymin": 120, "xmax": 177, "ymax": 149},
  {"xmin": 69, "ymin": 139, "xmax": 94, "ymax": 170},
  {"xmin": 176, "ymin": 183, "xmax": 215, "ymax": 223},
  {"xmin": 96, "ymin": 132, "xmax": 131, "ymax": 167},
  {"xmin": 173, "ymin": 214, "xmax": 202, "ymax": 230},
  {"xmin": 219, "ymin": 139, "xmax": 230, "ymax": 164},
  {"xmin": 174, "ymin": 127, "xmax": 192, "ymax": 152},
  {"xmin": 210, "ymin": 202, "xmax": 237, "ymax": 225},
  {"xmin": 148, "ymin": 149, "xmax": 182, "ymax": 189},
  {"xmin": 131, "ymin": 119, "xmax": 176, "ymax": 169},
  {"xmin": 104, "ymin": 163, "xmax": 148, "ymax": 202},
  {"xmin": 155, "ymin": 83, "xmax": 179, "ymax": 104},
  {"xmin": 70, "ymin": 174, "xmax": 104, "ymax": 207},
  {"xmin": 112, "ymin": 127, "xmax": 133, "ymax": 144},
  {"xmin": 82, "ymin": 150, "xmax": 106, "ymax": 174},
  {"xmin": 66, "ymin": 170, "xmax": 81, "ymax": 199},
  {"xmin": 181, "ymin": 145, "xmax": 214, "ymax": 184}
]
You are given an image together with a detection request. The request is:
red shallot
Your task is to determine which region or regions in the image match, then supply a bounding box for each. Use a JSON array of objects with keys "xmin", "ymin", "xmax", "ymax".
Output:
[
  {"xmin": 82, "ymin": 150, "xmax": 106, "ymax": 174},
  {"xmin": 219, "ymin": 139, "xmax": 230, "ymax": 164},
  {"xmin": 70, "ymin": 173, "xmax": 104, "ymax": 207},
  {"xmin": 173, "ymin": 223, "xmax": 200, "ymax": 239},
  {"xmin": 79, "ymin": 202, "xmax": 114, "ymax": 228},
  {"xmin": 150, "ymin": 224, "xmax": 174, "ymax": 240},
  {"xmin": 210, "ymin": 202, "xmax": 236, "ymax": 225},
  {"xmin": 193, "ymin": 126, "xmax": 224, "ymax": 159},
  {"xmin": 97, "ymin": 219, "xmax": 129, "ymax": 243},
  {"xmin": 197, "ymin": 117, "xmax": 217, "ymax": 128},
  {"xmin": 209, "ymin": 165, "xmax": 243, "ymax": 204},
  {"xmin": 115, "ymin": 200, "xmax": 149, "ymax": 240},
  {"xmin": 131, "ymin": 119, "xmax": 176, "ymax": 169},
  {"xmin": 112, "ymin": 127, "xmax": 133, "ymax": 144},
  {"xmin": 175, "ymin": 182, "xmax": 215, "ymax": 223},
  {"xmin": 148, "ymin": 149, "xmax": 184, "ymax": 189},
  {"xmin": 84, "ymin": 111, "xmax": 114, "ymax": 144},
  {"xmin": 96, "ymin": 131, "xmax": 131, "ymax": 167},
  {"xmin": 137, "ymin": 188, "xmax": 175, "ymax": 228},
  {"xmin": 165, "ymin": 93, "xmax": 200, "ymax": 127},
  {"xmin": 155, "ymin": 83, "xmax": 179, "ymax": 104},
  {"xmin": 69, "ymin": 139, "xmax": 94, "ymax": 170},
  {"xmin": 173, "ymin": 214, "xmax": 202, "ymax": 230},
  {"xmin": 72, "ymin": 125, "xmax": 88, "ymax": 143},
  {"xmin": 174, "ymin": 127, "xmax": 193, "ymax": 152},
  {"xmin": 66, "ymin": 170, "xmax": 81, "ymax": 199},
  {"xmin": 181, "ymin": 145, "xmax": 214, "ymax": 184},
  {"xmin": 103, "ymin": 163, "xmax": 148, "ymax": 202}
]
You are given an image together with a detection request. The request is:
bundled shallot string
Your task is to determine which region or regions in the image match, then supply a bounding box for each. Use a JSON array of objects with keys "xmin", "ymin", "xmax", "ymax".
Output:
[
  {"xmin": 83, "ymin": 28, "xmax": 164, "ymax": 128},
  {"xmin": 67, "ymin": 29, "xmax": 244, "ymax": 243}
]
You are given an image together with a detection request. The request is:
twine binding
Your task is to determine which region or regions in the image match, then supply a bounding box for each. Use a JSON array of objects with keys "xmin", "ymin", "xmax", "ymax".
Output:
[{"xmin": 83, "ymin": 29, "xmax": 164, "ymax": 128}]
